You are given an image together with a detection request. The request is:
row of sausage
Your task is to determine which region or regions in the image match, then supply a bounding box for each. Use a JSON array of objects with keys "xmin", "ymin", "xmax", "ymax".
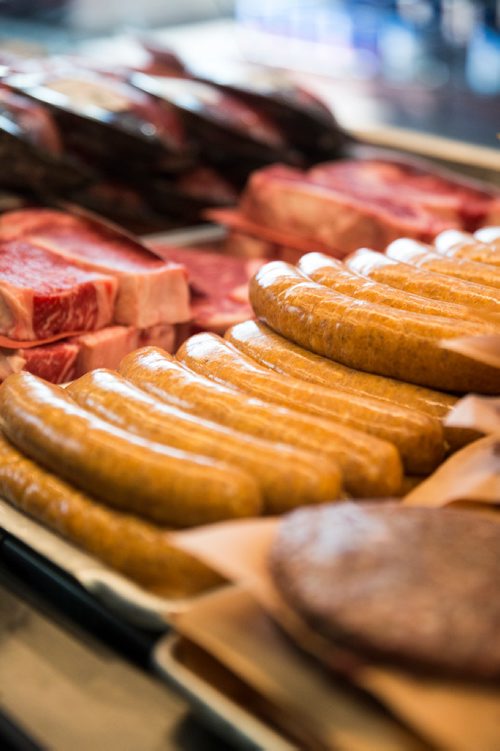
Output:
[{"xmin": 0, "ymin": 235, "xmax": 498, "ymax": 596}]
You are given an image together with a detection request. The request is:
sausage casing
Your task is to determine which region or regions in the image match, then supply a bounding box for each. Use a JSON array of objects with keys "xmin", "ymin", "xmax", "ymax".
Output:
[
  {"xmin": 67, "ymin": 369, "xmax": 342, "ymax": 514},
  {"xmin": 0, "ymin": 371, "xmax": 262, "ymax": 526},
  {"xmin": 386, "ymin": 239, "xmax": 500, "ymax": 290},
  {"xmin": 177, "ymin": 332, "xmax": 445, "ymax": 474},
  {"xmin": 119, "ymin": 347, "xmax": 403, "ymax": 498},
  {"xmin": 225, "ymin": 320, "xmax": 478, "ymax": 452},
  {"xmin": 435, "ymin": 230, "xmax": 500, "ymax": 267},
  {"xmin": 249, "ymin": 261, "xmax": 500, "ymax": 394},
  {"xmin": 298, "ymin": 251, "xmax": 497, "ymax": 326},
  {"xmin": 346, "ymin": 248, "xmax": 500, "ymax": 314},
  {"xmin": 0, "ymin": 433, "xmax": 221, "ymax": 596}
]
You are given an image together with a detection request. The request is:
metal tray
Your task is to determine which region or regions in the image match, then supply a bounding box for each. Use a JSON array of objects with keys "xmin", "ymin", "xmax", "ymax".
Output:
[
  {"xmin": 154, "ymin": 633, "xmax": 297, "ymax": 751},
  {"xmin": 0, "ymin": 499, "xmax": 221, "ymax": 630}
]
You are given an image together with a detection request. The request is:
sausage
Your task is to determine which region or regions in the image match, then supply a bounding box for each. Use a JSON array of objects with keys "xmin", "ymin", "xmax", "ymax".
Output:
[
  {"xmin": 0, "ymin": 371, "xmax": 262, "ymax": 526},
  {"xmin": 177, "ymin": 332, "xmax": 445, "ymax": 474},
  {"xmin": 249, "ymin": 261, "xmax": 500, "ymax": 394},
  {"xmin": 225, "ymin": 320, "xmax": 478, "ymax": 452},
  {"xmin": 386, "ymin": 239, "xmax": 500, "ymax": 290},
  {"xmin": 298, "ymin": 252, "xmax": 497, "ymax": 326},
  {"xmin": 475, "ymin": 227, "xmax": 500, "ymax": 249},
  {"xmin": 0, "ymin": 432, "xmax": 221, "ymax": 597},
  {"xmin": 119, "ymin": 347, "xmax": 403, "ymax": 498},
  {"xmin": 346, "ymin": 248, "xmax": 500, "ymax": 315},
  {"xmin": 434, "ymin": 230, "xmax": 500, "ymax": 268},
  {"xmin": 67, "ymin": 369, "xmax": 342, "ymax": 514}
]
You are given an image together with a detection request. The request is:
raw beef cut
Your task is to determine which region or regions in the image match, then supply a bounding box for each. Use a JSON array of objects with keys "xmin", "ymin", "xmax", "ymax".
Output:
[
  {"xmin": 310, "ymin": 160, "xmax": 500, "ymax": 230},
  {"xmin": 151, "ymin": 243, "xmax": 265, "ymax": 335},
  {"xmin": 71, "ymin": 322, "xmax": 175, "ymax": 376},
  {"xmin": 216, "ymin": 159, "xmax": 500, "ymax": 258},
  {"xmin": 21, "ymin": 341, "xmax": 79, "ymax": 384},
  {"xmin": 0, "ymin": 322, "xmax": 177, "ymax": 383},
  {"xmin": 238, "ymin": 164, "xmax": 456, "ymax": 255},
  {"xmin": 0, "ymin": 239, "xmax": 117, "ymax": 340},
  {"xmin": 0, "ymin": 209, "xmax": 190, "ymax": 327}
]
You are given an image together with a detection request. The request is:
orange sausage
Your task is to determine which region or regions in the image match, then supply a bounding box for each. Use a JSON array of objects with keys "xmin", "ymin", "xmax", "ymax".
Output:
[
  {"xmin": 119, "ymin": 347, "xmax": 403, "ymax": 498},
  {"xmin": 298, "ymin": 251, "xmax": 496, "ymax": 326},
  {"xmin": 177, "ymin": 332, "xmax": 445, "ymax": 474},
  {"xmin": 249, "ymin": 260, "xmax": 500, "ymax": 394},
  {"xmin": 0, "ymin": 371, "xmax": 262, "ymax": 526},
  {"xmin": 225, "ymin": 320, "xmax": 477, "ymax": 452},
  {"xmin": 386, "ymin": 238, "xmax": 500, "ymax": 290},
  {"xmin": 0, "ymin": 432, "xmax": 221, "ymax": 597},
  {"xmin": 67, "ymin": 369, "xmax": 342, "ymax": 514},
  {"xmin": 346, "ymin": 247, "xmax": 500, "ymax": 315}
]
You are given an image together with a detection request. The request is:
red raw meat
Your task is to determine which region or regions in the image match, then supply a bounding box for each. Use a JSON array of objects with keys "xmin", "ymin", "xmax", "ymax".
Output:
[
  {"xmin": 0, "ymin": 209, "xmax": 190, "ymax": 327},
  {"xmin": 21, "ymin": 341, "xmax": 79, "ymax": 384},
  {"xmin": 220, "ymin": 160, "xmax": 500, "ymax": 258},
  {"xmin": 151, "ymin": 244, "xmax": 265, "ymax": 335},
  {"xmin": 310, "ymin": 159, "xmax": 500, "ymax": 232},
  {"xmin": 71, "ymin": 322, "xmax": 175, "ymax": 377},
  {"xmin": 0, "ymin": 321, "xmax": 177, "ymax": 383},
  {"xmin": 238, "ymin": 164, "xmax": 458, "ymax": 256},
  {"xmin": 0, "ymin": 239, "xmax": 117, "ymax": 340}
]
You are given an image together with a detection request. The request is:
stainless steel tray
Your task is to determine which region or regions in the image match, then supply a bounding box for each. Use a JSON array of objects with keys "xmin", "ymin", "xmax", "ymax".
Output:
[{"xmin": 154, "ymin": 633, "xmax": 297, "ymax": 751}]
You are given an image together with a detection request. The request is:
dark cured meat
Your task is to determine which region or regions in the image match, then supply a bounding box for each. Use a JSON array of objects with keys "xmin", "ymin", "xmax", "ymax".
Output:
[
  {"xmin": 5, "ymin": 68, "xmax": 192, "ymax": 175},
  {"xmin": 140, "ymin": 40, "xmax": 344, "ymax": 162},
  {"xmin": 0, "ymin": 86, "xmax": 89, "ymax": 194},
  {"xmin": 131, "ymin": 73, "xmax": 298, "ymax": 166}
]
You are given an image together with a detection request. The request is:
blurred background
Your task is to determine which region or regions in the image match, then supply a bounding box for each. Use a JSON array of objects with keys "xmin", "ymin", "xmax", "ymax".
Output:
[{"xmin": 0, "ymin": 0, "xmax": 499, "ymax": 146}]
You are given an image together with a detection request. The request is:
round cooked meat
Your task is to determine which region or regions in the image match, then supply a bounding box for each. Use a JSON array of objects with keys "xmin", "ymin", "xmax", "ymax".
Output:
[{"xmin": 270, "ymin": 502, "xmax": 500, "ymax": 680}]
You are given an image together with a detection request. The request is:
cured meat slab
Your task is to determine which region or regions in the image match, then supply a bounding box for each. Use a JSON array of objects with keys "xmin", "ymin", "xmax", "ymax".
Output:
[
  {"xmin": 0, "ymin": 209, "xmax": 191, "ymax": 327},
  {"xmin": 0, "ymin": 239, "xmax": 117, "ymax": 340}
]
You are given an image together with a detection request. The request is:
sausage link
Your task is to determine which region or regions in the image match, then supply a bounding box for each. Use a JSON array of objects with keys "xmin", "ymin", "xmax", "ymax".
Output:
[
  {"xmin": 0, "ymin": 372, "xmax": 262, "ymax": 526},
  {"xmin": 177, "ymin": 332, "xmax": 445, "ymax": 474},
  {"xmin": 435, "ymin": 230, "xmax": 500, "ymax": 268},
  {"xmin": 298, "ymin": 252, "xmax": 497, "ymax": 327},
  {"xmin": 67, "ymin": 369, "xmax": 342, "ymax": 514},
  {"xmin": 119, "ymin": 347, "xmax": 403, "ymax": 498},
  {"xmin": 475, "ymin": 227, "xmax": 500, "ymax": 249},
  {"xmin": 249, "ymin": 261, "xmax": 500, "ymax": 394},
  {"xmin": 0, "ymin": 433, "xmax": 221, "ymax": 596},
  {"xmin": 346, "ymin": 248, "xmax": 500, "ymax": 314},
  {"xmin": 386, "ymin": 239, "xmax": 500, "ymax": 290},
  {"xmin": 225, "ymin": 320, "xmax": 478, "ymax": 452}
]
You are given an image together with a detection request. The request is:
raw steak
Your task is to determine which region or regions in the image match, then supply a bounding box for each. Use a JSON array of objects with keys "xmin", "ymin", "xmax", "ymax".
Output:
[
  {"xmin": 71, "ymin": 322, "xmax": 175, "ymax": 377},
  {"xmin": 21, "ymin": 341, "xmax": 79, "ymax": 384},
  {"xmin": 238, "ymin": 164, "xmax": 456, "ymax": 255},
  {"xmin": 0, "ymin": 322, "xmax": 177, "ymax": 383},
  {"xmin": 151, "ymin": 243, "xmax": 265, "ymax": 335},
  {"xmin": 310, "ymin": 159, "xmax": 500, "ymax": 230},
  {"xmin": 220, "ymin": 160, "xmax": 500, "ymax": 257},
  {"xmin": 0, "ymin": 239, "xmax": 117, "ymax": 340},
  {"xmin": 0, "ymin": 209, "xmax": 190, "ymax": 327}
]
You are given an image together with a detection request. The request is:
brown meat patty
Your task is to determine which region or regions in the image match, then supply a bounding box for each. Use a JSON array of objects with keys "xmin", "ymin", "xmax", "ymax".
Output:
[{"xmin": 270, "ymin": 502, "xmax": 500, "ymax": 680}]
